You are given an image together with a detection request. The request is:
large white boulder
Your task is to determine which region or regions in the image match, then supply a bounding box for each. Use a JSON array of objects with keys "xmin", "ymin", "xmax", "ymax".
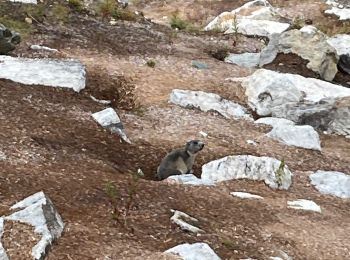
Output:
[
  {"xmin": 201, "ymin": 155, "xmax": 292, "ymax": 190},
  {"xmin": 169, "ymin": 89, "xmax": 252, "ymax": 120},
  {"xmin": 267, "ymin": 124, "xmax": 321, "ymax": 151},
  {"xmin": 259, "ymin": 29, "xmax": 338, "ymax": 81},
  {"xmin": 204, "ymin": 0, "xmax": 289, "ymax": 38},
  {"xmin": 255, "ymin": 117, "xmax": 321, "ymax": 150},
  {"xmin": 165, "ymin": 243, "xmax": 221, "ymax": 260},
  {"xmin": 242, "ymin": 69, "xmax": 350, "ymax": 116},
  {"xmin": 0, "ymin": 191, "xmax": 64, "ymax": 259},
  {"xmin": 327, "ymin": 34, "xmax": 350, "ymax": 56},
  {"xmin": 0, "ymin": 56, "xmax": 86, "ymax": 92},
  {"xmin": 310, "ymin": 171, "xmax": 350, "ymax": 199}
]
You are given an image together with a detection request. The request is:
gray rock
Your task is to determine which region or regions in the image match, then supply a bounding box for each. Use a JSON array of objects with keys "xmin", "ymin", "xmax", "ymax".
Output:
[
  {"xmin": 201, "ymin": 155, "xmax": 292, "ymax": 190},
  {"xmin": 165, "ymin": 243, "xmax": 221, "ymax": 260},
  {"xmin": 0, "ymin": 24, "xmax": 21, "ymax": 55},
  {"xmin": 310, "ymin": 170, "xmax": 350, "ymax": 198},
  {"xmin": 259, "ymin": 29, "xmax": 338, "ymax": 81},
  {"xmin": 271, "ymin": 97, "xmax": 350, "ymax": 136},
  {"xmin": 92, "ymin": 108, "xmax": 131, "ymax": 143},
  {"xmin": 192, "ymin": 61, "xmax": 208, "ymax": 70},
  {"xmin": 170, "ymin": 89, "xmax": 253, "ymax": 120},
  {"xmin": 225, "ymin": 53, "xmax": 260, "ymax": 68},
  {"xmin": 0, "ymin": 56, "xmax": 86, "ymax": 92},
  {"xmin": 1, "ymin": 191, "xmax": 64, "ymax": 260},
  {"xmin": 255, "ymin": 117, "xmax": 295, "ymax": 127},
  {"xmin": 327, "ymin": 34, "xmax": 350, "ymax": 56},
  {"xmin": 242, "ymin": 69, "xmax": 350, "ymax": 122},
  {"xmin": 267, "ymin": 124, "xmax": 321, "ymax": 151}
]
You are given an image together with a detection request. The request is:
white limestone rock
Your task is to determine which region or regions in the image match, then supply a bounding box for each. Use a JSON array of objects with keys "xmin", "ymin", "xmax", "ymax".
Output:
[
  {"xmin": 30, "ymin": 45, "xmax": 58, "ymax": 52},
  {"xmin": 92, "ymin": 108, "xmax": 131, "ymax": 143},
  {"xmin": 170, "ymin": 89, "xmax": 252, "ymax": 120},
  {"xmin": 165, "ymin": 243, "xmax": 221, "ymax": 260},
  {"xmin": 287, "ymin": 199, "xmax": 321, "ymax": 213},
  {"xmin": 201, "ymin": 155, "xmax": 292, "ymax": 190},
  {"xmin": 310, "ymin": 171, "xmax": 350, "ymax": 199},
  {"xmin": 0, "ymin": 56, "xmax": 85, "ymax": 92},
  {"xmin": 266, "ymin": 124, "xmax": 321, "ymax": 151},
  {"xmin": 205, "ymin": 0, "xmax": 289, "ymax": 38},
  {"xmin": 325, "ymin": 6, "xmax": 350, "ymax": 20},
  {"xmin": 3, "ymin": 191, "xmax": 64, "ymax": 260},
  {"xmin": 224, "ymin": 19, "xmax": 290, "ymax": 37},
  {"xmin": 259, "ymin": 29, "xmax": 338, "ymax": 81},
  {"xmin": 299, "ymin": 25, "xmax": 318, "ymax": 35},
  {"xmin": 166, "ymin": 174, "xmax": 215, "ymax": 186},
  {"xmin": 170, "ymin": 210, "xmax": 204, "ymax": 234},
  {"xmin": 242, "ymin": 69, "xmax": 350, "ymax": 116},
  {"xmin": 9, "ymin": 0, "xmax": 37, "ymax": 3},
  {"xmin": 225, "ymin": 53, "xmax": 260, "ymax": 68},
  {"xmin": 327, "ymin": 34, "xmax": 350, "ymax": 56},
  {"xmin": 255, "ymin": 117, "xmax": 295, "ymax": 127},
  {"xmin": 230, "ymin": 192, "xmax": 264, "ymax": 200}
]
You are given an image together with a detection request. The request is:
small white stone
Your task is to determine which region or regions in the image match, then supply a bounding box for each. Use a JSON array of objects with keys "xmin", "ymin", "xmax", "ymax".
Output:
[
  {"xmin": 230, "ymin": 192, "xmax": 264, "ymax": 200},
  {"xmin": 287, "ymin": 199, "xmax": 321, "ymax": 213},
  {"xmin": 165, "ymin": 242, "xmax": 221, "ymax": 260}
]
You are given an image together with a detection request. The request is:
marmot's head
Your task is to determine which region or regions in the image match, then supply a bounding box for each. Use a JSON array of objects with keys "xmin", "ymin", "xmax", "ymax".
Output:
[{"xmin": 186, "ymin": 140, "xmax": 204, "ymax": 155}]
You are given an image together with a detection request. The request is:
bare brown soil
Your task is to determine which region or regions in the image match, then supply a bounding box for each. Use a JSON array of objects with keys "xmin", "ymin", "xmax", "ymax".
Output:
[{"xmin": 0, "ymin": 0, "xmax": 350, "ymax": 260}]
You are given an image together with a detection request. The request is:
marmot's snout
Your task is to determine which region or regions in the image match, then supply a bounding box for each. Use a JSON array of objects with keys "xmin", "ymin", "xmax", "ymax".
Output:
[{"xmin": 187, "ymin": 140, "xmax": 205, "ymax": 154}]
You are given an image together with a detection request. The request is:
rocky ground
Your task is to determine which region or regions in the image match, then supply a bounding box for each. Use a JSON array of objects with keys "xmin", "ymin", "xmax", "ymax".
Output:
[{"xmin": 0, "ymin": 0, "xmax": 349, "ymax": 259}]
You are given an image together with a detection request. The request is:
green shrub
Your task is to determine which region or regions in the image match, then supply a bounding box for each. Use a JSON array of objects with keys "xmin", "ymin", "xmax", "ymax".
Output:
[
  {"xmin": 170, "ymin": 14, "xmax": 189, "ymax": 30},
  {"xmin": 68, "ymin": 0, "xmax": 83, "ymax": 11},
  {"xmin": 146, "ymin": 60, "xmax": 156, "ymax": 68}
]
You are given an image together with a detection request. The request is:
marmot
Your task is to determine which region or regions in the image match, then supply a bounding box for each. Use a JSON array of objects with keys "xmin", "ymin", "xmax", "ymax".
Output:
[{"xmin": 156, "ymin": 140, "xmax": 205, "ymax": 180}]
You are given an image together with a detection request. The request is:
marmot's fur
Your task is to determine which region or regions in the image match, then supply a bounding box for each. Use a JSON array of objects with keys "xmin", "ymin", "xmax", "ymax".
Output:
[{"xmin": 156, "ymin": 140, "xmax": 205, "ymax": 180}]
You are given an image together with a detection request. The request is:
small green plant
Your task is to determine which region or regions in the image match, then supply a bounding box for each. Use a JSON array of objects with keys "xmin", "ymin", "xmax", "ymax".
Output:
[
  {"xmin": 112, "ymin": 8, "xmax": 136, "ymax": 21},
  {"xmin": 170, "ymin": 14, "xmax": 189, "ymax": 30},
  {"xmin": 104, "ymin": 169, "xmax": 144, "ymax": 226},
  {"xmin": 290, "ymin": 16, "xmax": 305, "ymax": 30},
  {"xmin": 232, "ymin": 13, "xmax": 239, "ymax": 43},
  {"xmin": 146, "ymin": 60, "xmax": 156, "ymax": 68},
  {"xmin": 68, "ymin": 0, "xmax": 83, "ymax": 11},
  {"xmin": 51, "ymin": 4, "xmax": 69, "ymax": 22},
  {"xmin": 210, "ymin": 46, "xmax": 229, "ymax": 61},
  {"xmin": 97, "ymin": 0, "xmax": 116, "ymax": 19},
  {"xmin": 275, "ymin": 158, "xmax": 285, "ymax": 188}
]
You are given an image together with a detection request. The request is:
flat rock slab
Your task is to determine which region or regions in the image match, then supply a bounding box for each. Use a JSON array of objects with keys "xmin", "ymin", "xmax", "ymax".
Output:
[
  {"xmin": 0, "ymin": 191, "xmax": 64, "ymax": 260},
  {"xmin": 225, "ymin": 53, "xmax": 260, "ymax": 68},
  {"xmin": 230, "ymin": 192, "xmax": 264, "ymax": 199},
  {"xmin": 170, "ymin": 89, "xmax": 252, "ymax": 120},
  {"xmin": 92, "ymin": 108, "xmax": 130, "ymax": 143},
  {"xmin": 170, "ymin": 210, "xmax": 204, "ymax": 234},
  {"xmin": 165, "ymin": 243, "xmax": 221, "ymax": 260},
  {"xmin": 287, "ymin": 199, "xmax": 321, "ymax": 213},
  {"xmin": 202, "ymin": 155, "xmax": 292, "ymax": 190},
  {"xmin": 0, "ymin": 56, "xmax": 85, "ymax": 92},
  {"xmin": 310, "ymin": 170, "xmax": 350, "ymax": 199},
  {"xmin": 242, "ymin": 69, "xmax": 350, "ymax": 116},
  {"xmin": 166, "ymin": 174, "xmax": 215, "ymax": 186},
  {"xmin": 266, "ymin": 124, "xmax": 321, "ymax": 151}
]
